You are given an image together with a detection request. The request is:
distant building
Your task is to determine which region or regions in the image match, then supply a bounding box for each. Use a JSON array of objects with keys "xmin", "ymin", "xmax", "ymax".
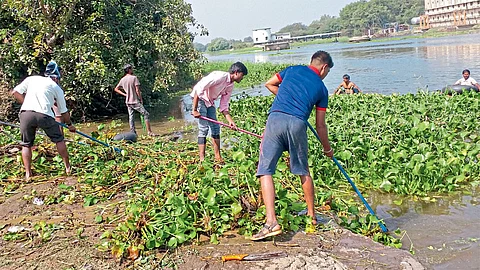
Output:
[
  {"xmin": 252, "ymin": 27, "xmax": 341, "ymax": 51},
  {"xmin": 424, "ymin": 0, "xmax": 480, "ymax": 28},
  {"xmin": 252, "ymin": 28, "xmax": 273, "ymax": 44},
  {"xmin": 274, "ymin": 32, "xmax": 291, "ymax": 41}
]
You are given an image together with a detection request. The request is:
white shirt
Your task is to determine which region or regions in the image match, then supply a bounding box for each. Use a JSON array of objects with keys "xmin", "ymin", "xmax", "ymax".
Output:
[
  {"xmin": 14, "ymin": 75, "xmax": 68, "ymax": 118},
  {"xmin": 455, "ymin": 77, "xmax": 478, "ymax": 86},
  {"xmin": 190, "ymin": 71, "xmax": 233, "ymax": 112}
]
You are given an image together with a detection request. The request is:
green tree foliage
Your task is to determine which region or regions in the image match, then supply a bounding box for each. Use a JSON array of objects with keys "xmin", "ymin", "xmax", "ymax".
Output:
[
  {"xmin": 339, "ymin": 0, "xmax": 424, "ymax": 36},
  {"xmin": 0, "ymin": 0, "xmax": 205, "ymax": 119},
  {"xmin": 193, "ymin": 42, "xmax": 207, "ymax": 52},
  {"xmin": 206, "ymin": 37, "xmax": 231, "ymax": 52},
  {"xmin": 278, "ymin": 23, "xmax": 308, "ymax": 37},
  {"xmin": 308, "ymin": 15, "xmax": 342, "ymax": 34}
]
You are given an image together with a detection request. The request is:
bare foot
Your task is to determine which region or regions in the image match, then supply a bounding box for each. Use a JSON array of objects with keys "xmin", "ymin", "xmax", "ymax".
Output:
[
  {"xmin": 65, "ymin": 167, "xmax": 71, "ymax": 176},
  {"xmin": 148, "ymin": 132, "xmax": 157, "ymax": 137},
  {"xmin": 25, "ymin": 172, "xmax": 32, "ymax": 180}
]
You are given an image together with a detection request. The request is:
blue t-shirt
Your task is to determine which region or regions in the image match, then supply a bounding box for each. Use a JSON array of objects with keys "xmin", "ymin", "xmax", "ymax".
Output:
[{"xmin": 269, "ymin": 65, "xmax": 328, "ymax": 121}]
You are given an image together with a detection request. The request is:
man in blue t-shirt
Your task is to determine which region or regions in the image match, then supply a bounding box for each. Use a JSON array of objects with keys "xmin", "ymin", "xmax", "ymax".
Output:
[{"xmin": 251, "ymin": 50, "xmax": 335, "ymax": 241}]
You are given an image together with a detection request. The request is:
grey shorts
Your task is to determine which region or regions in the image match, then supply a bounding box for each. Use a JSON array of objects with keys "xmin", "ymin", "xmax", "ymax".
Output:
[
  {"xmin": 256, "ymin": 112, "xmax": 310, "ymax": 176},
  {"xmin": 19, "ymin": 111, "xmax": 64, "ymax": 147}
]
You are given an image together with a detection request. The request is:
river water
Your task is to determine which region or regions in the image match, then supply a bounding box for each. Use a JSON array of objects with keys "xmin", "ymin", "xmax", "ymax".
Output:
[{"xmin": 115, "ymin": 33, "xmax": 480, "ymax": 269}]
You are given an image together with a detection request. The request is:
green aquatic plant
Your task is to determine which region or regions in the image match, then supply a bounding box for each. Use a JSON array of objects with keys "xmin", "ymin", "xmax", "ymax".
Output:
[{"xmin": 2, "ymin": 91, "xmax": 478, "ymax": 259}]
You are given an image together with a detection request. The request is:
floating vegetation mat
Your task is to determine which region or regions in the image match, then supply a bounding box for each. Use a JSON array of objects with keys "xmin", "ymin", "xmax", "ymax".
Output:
[{"xmin": 1, "ymin": 91, "xmax": 479, "ymax": 259}]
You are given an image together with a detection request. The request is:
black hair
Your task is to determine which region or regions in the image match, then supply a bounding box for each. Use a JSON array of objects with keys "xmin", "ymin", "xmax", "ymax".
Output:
[
  {"xmin": 462, "ymin": 69, "xmax": 470, "ymax": 75},
  {"xmin": 343, "ymin": 74, "xmax": 350, "ymax": 79},
  {"xmin": 228, "ymin": 62, "xmax": 248, "ymax": 75},
  {"xmin": 124, "ymin": 64, "xmax": 133, "ymax": 74},
  {"xmin": 311, "ymin": 50, "xmax": 334, "ymax": 68}
]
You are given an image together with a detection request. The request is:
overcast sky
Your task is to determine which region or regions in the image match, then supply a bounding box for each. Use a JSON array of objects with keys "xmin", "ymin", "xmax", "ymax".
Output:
[{"xmin": 185, "ymin": 0, "xmax": 358, "ymax": 44}]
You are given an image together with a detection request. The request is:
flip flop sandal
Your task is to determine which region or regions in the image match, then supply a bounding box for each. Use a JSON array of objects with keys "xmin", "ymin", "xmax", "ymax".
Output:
[{"xmin": 251, "ymin": 222, "xmax": 282, "ymax": 241}]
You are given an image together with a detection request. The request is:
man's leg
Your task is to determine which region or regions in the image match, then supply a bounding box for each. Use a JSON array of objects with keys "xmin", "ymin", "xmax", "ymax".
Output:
[
  {"xmin": 259, "ymin": 175, "xmax": 277, "ymax": 225},
  {"xmin": 300, "ymin": 174, "xmax": 316, "ymax": 224},
  {"xmin": 21, "ymin": 146, "xmax": 33, "ymax": 179},
  {"xmin": 127, "ymin": 105, "xmax": 136, "ymax": 133},
  {"xmin": 134, "ymin": 104, "xmax": 155, "ymax": 136},
  {"xmin": 197, "ymin": 100, "xmax": 209, "ymax": 161},
  {"xmin": 55, "ymin": 141, "xmax": 71, "ymax": 174},
  {"xmin": 207, "ymin": 106, "xmax": 221, "ymax": 161},
  {"xmin": 212, "ymin": 136, "xmax": 221, "ymax": 161},
  {"xmin": 198, "ymin": 137, "xmax": 206, "ymax": 161}
]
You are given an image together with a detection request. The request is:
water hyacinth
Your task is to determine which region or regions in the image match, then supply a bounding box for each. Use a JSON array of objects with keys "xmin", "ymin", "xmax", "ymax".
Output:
[{"xmin": 1, "ymin": 91, "xmax": 478, "ymax": 258}]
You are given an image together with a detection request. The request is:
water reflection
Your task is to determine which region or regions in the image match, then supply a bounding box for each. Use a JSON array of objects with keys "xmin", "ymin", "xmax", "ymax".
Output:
[{"xmin": 368, "ymin": 189, "xmax": 480, "ymax": 269}]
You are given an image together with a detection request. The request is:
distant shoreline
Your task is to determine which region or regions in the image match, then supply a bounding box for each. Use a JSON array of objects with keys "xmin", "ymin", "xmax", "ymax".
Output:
[{"xmin": 204, "ymin": 27, "xmax": 480, "ymax": 56}]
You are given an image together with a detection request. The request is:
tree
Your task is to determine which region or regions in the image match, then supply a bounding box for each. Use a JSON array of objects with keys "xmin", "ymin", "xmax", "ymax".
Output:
[
  {"xmin": 243, "ymin": 36, "xmax": 253, "ymax": 43},
  {"xmin": 339, "ymin": 0, "xmax": 425, "ymax": 36},
  {"xmin": 194, "ymin": 42, "xmax": 207, "ymax": 52},
  {"xmin": 206, "ymin": 38, "xmax": 230, "ymax": 52},
  {"xmin": 0, "ymin": 0, "xmax": 205, "ymax": 119},
  {"xmin": 278, "ymin": 23, "xmax": 308, "ymax": 37},
  {"xmin": 308, "ymin": 15, "xmax": 340, "ymax": 34}
]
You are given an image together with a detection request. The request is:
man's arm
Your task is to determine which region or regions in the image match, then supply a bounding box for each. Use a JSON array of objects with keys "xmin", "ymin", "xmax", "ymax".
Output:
[
  {"xmin": 135, "ymin": 85, "xmax": 143, "ymax": 103},
  {"xmin": 315, "ymin": 109, "xmax": 333, "ymax": 158},
  {"xmin": 353, "ymin": 82, "xmax": 362, "ymax": 92},
  {"xmin": 454, "ymin": 79, "xmax": 462, "ymax": 85},
  {"xmin": 114, "ymin": 86, "xmax": 127, "ymax": 97},
  {"xmin": 222, "ymin": 110, "xmax": 236, "ymax": 128},
  {"xmin": 60, "ymin": 112, "xmax": 76, "ymax": 133},
  {"xmin": 11, "ymin": 90, "xmax": 25, "ymax": 104},
  {"xmin": 191, "ymin": 92, "xmax": 201, "ymax": 118},
  {"xmin": 265, "ymin": 74, "xmax": 281, "ymax": 95}
]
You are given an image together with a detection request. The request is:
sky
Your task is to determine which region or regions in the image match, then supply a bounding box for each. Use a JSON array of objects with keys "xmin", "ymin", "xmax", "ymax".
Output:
[{"xmin": 185, "ymin": 0, "xmax": 358, "ymax": 44}]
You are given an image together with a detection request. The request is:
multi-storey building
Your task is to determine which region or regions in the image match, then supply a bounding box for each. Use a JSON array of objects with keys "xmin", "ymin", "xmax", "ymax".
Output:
[{"xmin": 423, "ymin": 0, "xmax": 480, "ymax": 28}]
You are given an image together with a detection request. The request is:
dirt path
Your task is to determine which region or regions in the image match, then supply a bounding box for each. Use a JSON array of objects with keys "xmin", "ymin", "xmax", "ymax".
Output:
[
  {"xmin": 178, "ymin": 229, "xmax": 424, "ymax": 270},
  {"xmin": 1, "ymin": 177, "xmax": 425, "ymax": 270}
]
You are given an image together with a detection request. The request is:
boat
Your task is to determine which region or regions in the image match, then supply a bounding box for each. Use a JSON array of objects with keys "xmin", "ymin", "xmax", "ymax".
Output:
[
  {"xmin": 441, "ymin": 85, "xmax": 479, "ymax": 94},
  {"xmin": 348, "ymin": 36, "xmax": 371, "ymax": 43}
]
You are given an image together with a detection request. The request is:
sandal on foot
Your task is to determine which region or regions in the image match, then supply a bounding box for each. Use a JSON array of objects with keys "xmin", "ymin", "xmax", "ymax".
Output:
[{"xmin": 251, "ymin": 222, "xmax": 282, "ymax": 241}]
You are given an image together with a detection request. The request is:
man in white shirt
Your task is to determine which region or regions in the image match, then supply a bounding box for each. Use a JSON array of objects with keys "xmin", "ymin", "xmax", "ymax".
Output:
[
  {"xmin": 455, "ymin": 69, "xmax": 480, "ymax": 90},
  {"xmin": 11, "ymin": 61, "xmax": 76, "ymax": 179}
]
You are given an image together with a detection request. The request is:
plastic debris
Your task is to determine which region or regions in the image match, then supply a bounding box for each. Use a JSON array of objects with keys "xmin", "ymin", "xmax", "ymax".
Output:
[
  {"xmin": 33, "ymin": 197, "xmax": 44, "ymax": 206},
  {"xmin": 7, "ymin": 226, "xmax": 25, "ymax": 233}
]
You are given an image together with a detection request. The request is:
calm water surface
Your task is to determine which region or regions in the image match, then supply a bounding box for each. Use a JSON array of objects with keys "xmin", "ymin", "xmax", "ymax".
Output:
[
  {"xmin": 207, "ymin": 33, "xmax": 480, "ymax": 95},
  {"xmin": 103, "ymin": 34, "xmax": 480, "ymax": 269}
]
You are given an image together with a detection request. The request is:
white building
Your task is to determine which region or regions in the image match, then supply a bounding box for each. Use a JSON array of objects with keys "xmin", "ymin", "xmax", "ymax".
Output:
[
  {"xmin": 424, "ymin": 0, "xmax": 480, "ymax": 28},
  {"xmin": 274, "ymin": 33, "xmax": 291, "ymax": 41},
  {"xmin": 252, "ymin": 28, "xmax": 273, "ymax": 44}
]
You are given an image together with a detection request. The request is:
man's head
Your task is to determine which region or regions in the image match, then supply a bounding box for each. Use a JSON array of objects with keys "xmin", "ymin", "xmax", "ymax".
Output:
[
  {"xmin": 45, "ymin": 61, "xmax": 62, "ymax": 82},
  {"xmin": 228, "ymin": 62, "xmax": 248, "ymax": 83},
  {"xmin": 343, "ymin": 74, "xmax": 350, "ymax": 83},
  {"xmin": 462, "ymin": 69, "xmax": 470, "ymax": 80},
  {"xmin": 124, "ymin": 64, "xmax": 133, "ymax": 74},
  {"xmin": 310, "ymin": 50, "xmax": 334, "ymax": 80}
]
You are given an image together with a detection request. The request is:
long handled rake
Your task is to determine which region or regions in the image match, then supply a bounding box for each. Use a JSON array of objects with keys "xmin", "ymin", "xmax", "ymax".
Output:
[{"xmin": 306, "ymin": 121, "xmax": 388, "ymax": 232}]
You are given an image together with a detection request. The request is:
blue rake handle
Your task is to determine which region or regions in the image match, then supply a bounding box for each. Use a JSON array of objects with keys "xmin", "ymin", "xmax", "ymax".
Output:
[
  {"xmin": 306, "ymin": 122, "xmax": 388, "ymax": 233},
  {"xmin": 57, "ymin": 122, "xmax": 122, "ymax": 153}
]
